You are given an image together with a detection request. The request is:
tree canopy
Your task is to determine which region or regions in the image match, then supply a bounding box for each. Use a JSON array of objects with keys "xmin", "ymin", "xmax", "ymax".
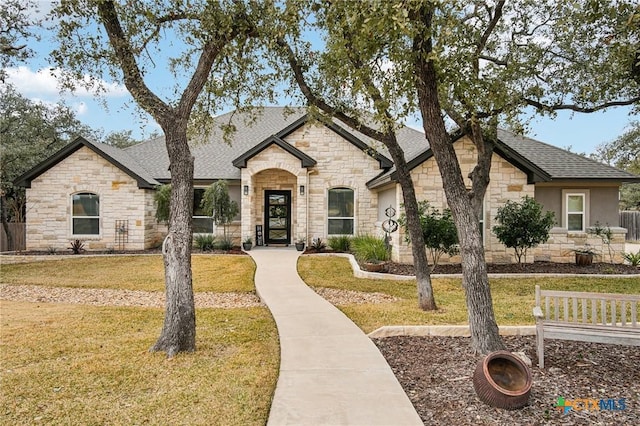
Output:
[{"xmin": 592, "ymin": 121, "xmax": 640, "ymax": 210}]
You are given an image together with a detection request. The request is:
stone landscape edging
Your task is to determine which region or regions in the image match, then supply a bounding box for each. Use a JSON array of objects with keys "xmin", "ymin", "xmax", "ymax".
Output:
[{"xmin": 368, "ymin": 325, "xmax": 536, "ymax": 338}]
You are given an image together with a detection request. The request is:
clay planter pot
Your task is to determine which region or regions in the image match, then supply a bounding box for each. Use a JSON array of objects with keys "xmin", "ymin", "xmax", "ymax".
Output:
[
  {"xmin": 472, "ymin": 351, "xmax": 532, "ymax": 410},
  {"xmin": 575, "ymin": 253, "xmax": 594, "ymax": 266},
  {"xmin": 363, "ymin": 262, "xmax": 385, "ymax": 272}
]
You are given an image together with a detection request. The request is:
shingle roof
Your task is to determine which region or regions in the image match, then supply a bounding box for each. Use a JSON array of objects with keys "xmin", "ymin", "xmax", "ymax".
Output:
[
  {"xmin": 124, "ymin": 106, "xmax": 423, "ymax": 180},
  {"xmin": 18, "ymin": 107, "xmax": 639, "ymax": 190},
  {"xmin": 367, "ymin": 128, "xmax": 640, "ymax": 188},
  {"xmin": 496, "ymin": 129, "xmax": 640, "ymax": 181}
]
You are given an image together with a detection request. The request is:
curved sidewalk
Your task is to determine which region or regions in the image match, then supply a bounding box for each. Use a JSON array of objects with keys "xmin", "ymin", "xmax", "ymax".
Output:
[{"xmin": 249, "ymin": 247, "xmax": 422, "ymax": 426}]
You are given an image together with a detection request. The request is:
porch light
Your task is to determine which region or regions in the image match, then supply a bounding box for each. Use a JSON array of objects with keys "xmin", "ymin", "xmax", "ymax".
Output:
[
  {"xmin": 300, "ymin": 185, "xmax": 305, "ymax": 195},
  {"xmin": 244, "ymin": 185, "xmax": 249, "ymax": 195}
]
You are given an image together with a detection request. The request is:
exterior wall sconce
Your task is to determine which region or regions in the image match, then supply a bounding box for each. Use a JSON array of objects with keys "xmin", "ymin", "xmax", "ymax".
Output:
[
  {"xmin": 300, "ymin": 185, "xmax": 305, "ymax": 195},
  {"xmin": 244, "ymin": 185, "xmax": 249, "ymax": 195}
]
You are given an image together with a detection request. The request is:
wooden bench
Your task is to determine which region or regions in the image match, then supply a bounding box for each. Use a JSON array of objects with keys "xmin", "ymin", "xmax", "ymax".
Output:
[{"xmin": 533, "ymin": 285, "xmax": 640, "ymax": 368}]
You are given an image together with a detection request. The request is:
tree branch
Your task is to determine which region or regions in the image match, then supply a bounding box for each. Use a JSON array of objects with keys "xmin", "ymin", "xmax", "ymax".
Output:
[
  {"xmin": 275, "ymin": 37, "xmax": 389, "ymax": 142},
  {"xmin": 473, "ymin": 0, "xmax": 505, "ymax": 74},
  {"xmin": 524, "ymin": 97, "xmax": 640, "ymax": 113},
  {"xmin": 97, "ymin": 1, "xmax": 171, "ymax": 122}
]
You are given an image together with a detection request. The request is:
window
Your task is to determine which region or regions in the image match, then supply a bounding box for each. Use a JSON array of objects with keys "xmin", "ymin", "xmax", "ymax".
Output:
[
  {"xmin": 193, "ymin": 188, "xmax": 213, "ymax": 233},
  {"xmin": 328, "ymin": 188, "xmax": 354, "ymax": 235},
  {"xmin": 72, "ymin": 193, "xmax": 100, "ymax": 235},
  {"xmin": 566, "ymin": 193, "xmax": 585, "ymax": 231}
]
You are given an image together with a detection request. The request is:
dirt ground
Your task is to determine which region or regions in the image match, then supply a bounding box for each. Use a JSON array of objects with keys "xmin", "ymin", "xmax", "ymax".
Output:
[{"xmin": 374, "ymin": 335, "xmax": 640, "ymax": 425}]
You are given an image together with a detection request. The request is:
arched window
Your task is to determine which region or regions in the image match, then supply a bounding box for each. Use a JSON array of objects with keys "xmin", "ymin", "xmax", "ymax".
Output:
[
  {"xmin": 328, "ymin": 187, "xmax": 354, "ymax": 235},
  {"xmin": 72, "ymin": 193, "xmax": 100, "ymax": 235}
]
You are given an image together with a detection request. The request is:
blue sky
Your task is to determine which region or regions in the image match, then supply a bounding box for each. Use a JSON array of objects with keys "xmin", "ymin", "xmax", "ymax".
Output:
[{"xmin": 5, "ymin": 1, "xmax": 636, "ymax": 154}]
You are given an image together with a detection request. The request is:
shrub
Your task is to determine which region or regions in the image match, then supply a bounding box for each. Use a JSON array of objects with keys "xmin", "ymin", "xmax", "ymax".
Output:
[
  {"xmin": 493, "ymin": 196, "xmax": 555, "ymax": 265},
  {"xmin": 398, "ymin": 201, "xmax": 459, "ymax": 271},
  {"xmin": 201, "ymin": 181, "xmax": 239, "ymax": 239},
  {"xmin": 589, "ymin": 222, "xmax": 614, "ymax": 263},
  {"xmin": 216, "ymin": 236, "xmax": 234, "ymax": 252},
  {"xmin": 623, "ymin": 251, "xmax": 640, "ymax": 267},
  {"xmin": 351, "ymin": 234, "xmax": 390, "ymax": 263},
  {"xmin": 328, "ymin": 235, "xmax": 351, "ymax": 252},
  {"xmin": 311, "ymin": 237, "xmax": 326, "ymax": 251},
  {"xmin": 195, "ymin": 234, "xmax": 216, "ymax": 252},
  {"xmin": 69, "ymin": 239, "xmax": 85, "ymax": 254}
]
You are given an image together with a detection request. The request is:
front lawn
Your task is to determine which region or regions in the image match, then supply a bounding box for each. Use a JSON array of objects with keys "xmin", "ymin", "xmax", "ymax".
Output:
[
  {"xmin": 297, "ymin": 256, "xmax": 639, "ymax": 333},
  {"xmin": 0, "ymin": 255, "xmax": 277, "ymax": 426},
  {"xmin": 0, "ymin": 255, "xmax": 255, "ymax": 292}
]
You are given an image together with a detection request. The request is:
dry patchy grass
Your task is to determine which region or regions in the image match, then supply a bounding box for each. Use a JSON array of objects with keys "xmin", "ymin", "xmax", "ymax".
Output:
[
  {"xmin": 0, "ymin": 255, "xmax": 255, "ymax": 293},
  {"xmin": 0, "ymin": 301, "xmax": 278, "ymax": 426},
  {"xmin": 297, "ymin": 256, "xmax": 640, "ymax": 333}
]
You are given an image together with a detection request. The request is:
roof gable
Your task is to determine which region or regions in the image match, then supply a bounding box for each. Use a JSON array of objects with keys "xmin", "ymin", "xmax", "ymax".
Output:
[
  {"xmin": 232, "ymin": 135, "xmax": 317, "ymax": 168},
  {"xmin": 367, "ymin": 129, "xmax": 640, "ymax": 189},
  {"xmin": 15, "ymin": 137, "xmax": 160, "ymax": 189}
]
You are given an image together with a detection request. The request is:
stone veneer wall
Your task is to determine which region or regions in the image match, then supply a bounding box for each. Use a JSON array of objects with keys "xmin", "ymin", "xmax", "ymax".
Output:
[
  {"xmin": 533, "ymin": 227, "xmax": 627, "ymax": 264},
  {"xmin": 392, "ymin": 137, "xmax": 533, "ymax": 264},
  {"xmin": 287, "ymin": 125, "xmax": 383, "ymax": 241},
  {"xmin": 240, "ymin": 123, "xmax": 384, "ymax": 245},
  {"xmin": 25, "ymin": 146, "xmax": 161, "ymax": 251}
]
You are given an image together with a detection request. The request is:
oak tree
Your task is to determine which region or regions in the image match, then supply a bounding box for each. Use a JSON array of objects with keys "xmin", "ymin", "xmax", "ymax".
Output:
[{"xmin": 49, "ymin": 0, "xmax": 268, "ymax": 356}]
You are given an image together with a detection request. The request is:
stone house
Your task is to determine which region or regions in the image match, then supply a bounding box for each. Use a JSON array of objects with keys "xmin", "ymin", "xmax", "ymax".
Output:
[{"xmin": 16, "ymin": 107, "xmax": 640, "ymax": 263}]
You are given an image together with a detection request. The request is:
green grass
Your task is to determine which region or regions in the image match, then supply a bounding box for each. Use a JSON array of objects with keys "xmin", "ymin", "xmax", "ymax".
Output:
[
  {"xmin": 0, "ymin": 255, "xmax": 256, "ymax": 292},
  {"xmin": 0, "ymin": 301, "xmax": 278, "ymax": 426},
  {"xmin": 297, "ymin": 256, "xmax": 639, "ymax": 333}
]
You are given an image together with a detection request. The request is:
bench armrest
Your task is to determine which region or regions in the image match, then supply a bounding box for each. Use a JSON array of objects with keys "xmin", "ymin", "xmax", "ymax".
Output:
[{"xmin": 533, "ymin": 306, "xmax": 544, "ymax": 320}]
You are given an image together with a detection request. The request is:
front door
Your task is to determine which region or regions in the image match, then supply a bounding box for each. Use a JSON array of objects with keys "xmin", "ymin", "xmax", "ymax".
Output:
[{"xmin": 265, "ymin": 190, "xmax": 291, "ymax": 245}]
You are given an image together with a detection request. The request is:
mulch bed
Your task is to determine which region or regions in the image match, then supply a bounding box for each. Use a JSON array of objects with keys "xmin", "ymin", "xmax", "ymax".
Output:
[
  {"xmin": 386, "ymin": 261, "xmax": 639, "ymax": 275},
  {"xmin": 374, "ymin": 335, "xmax": 640, "ymax": 425}
]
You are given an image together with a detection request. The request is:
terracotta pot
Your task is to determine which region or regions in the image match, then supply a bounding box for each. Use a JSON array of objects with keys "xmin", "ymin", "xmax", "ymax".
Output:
[
  {"xmin": 575, "ymin": 253, "xmax": 593, "ymax": 266},
  {"xmin": 363, "ymin": 262, "xmax": 385, "ymax": 272},
  {"xmin": 472, "ymin": 350, "xmax": 532, "ymax": 410}
]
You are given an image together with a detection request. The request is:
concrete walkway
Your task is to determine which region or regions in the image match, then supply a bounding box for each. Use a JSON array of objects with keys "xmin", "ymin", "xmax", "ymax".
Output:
[{"xmin": 249, "ymin": 247, "xmax": 422, "ymax": 426}]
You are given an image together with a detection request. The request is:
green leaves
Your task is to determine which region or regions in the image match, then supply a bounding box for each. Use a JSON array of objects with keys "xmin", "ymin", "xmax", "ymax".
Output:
[{"xmin": 493, "ymin": 196, "xmax": 556, "ymax": 265}]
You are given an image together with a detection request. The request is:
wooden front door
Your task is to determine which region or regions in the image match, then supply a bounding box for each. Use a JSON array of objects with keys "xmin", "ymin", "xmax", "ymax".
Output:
[{"xmin": 264, "ymin": 190, "xmax": 291, "ymax": 245}]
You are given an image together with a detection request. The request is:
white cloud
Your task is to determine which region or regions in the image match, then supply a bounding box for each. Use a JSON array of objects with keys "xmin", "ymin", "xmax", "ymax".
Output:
[
  {"xmin": 74, "ymin": 101, "xmax": 88, "ymax": 115},
  {"xmin": 5, "ymin": 66, "xmax": 128, "ymax": 98}
]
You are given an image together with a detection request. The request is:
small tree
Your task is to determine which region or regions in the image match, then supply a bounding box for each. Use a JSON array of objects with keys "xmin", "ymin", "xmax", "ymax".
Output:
[
  {"xmin": 399, "ymin": 201, "xmax": 459, "ymax": 272},
  {"xmin": 493, "ymin": 196, "xmax": 555, "ymax": 265},
  {"xmin": 201, "ymin": 181, "xmax": 238, "ymax": 240},
  {"xmin": 153, "ymin": 184, "xmax": 171, "ymax": 225}
]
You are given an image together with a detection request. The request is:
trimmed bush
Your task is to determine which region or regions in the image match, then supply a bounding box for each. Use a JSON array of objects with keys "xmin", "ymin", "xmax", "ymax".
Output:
[
  {"xmin": 351, "ymin": 234, "xmax": 390, "ymax": 263},
  {"xmin": 493, "ymin": 196, "xmax": 555, "ymax": 265},
  {"xmin": 195, "ymin": 234, "xmax": 216, "ymax": 252},
  {"xmin": 328, "ymin": 235, "xmax": 352, "ymax": 252}
]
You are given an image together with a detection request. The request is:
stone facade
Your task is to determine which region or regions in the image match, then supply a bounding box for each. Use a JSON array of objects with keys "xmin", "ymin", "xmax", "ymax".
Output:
[
  {"xmin": 25, "ymin": 146, "xmax": 162, "ymax": 251},
  {"xmin": 390, "ymin": 137, "xmax": 533, "ymax": 264},
  {"xmin": 240, "ymin": 123, "xmax": 384, "ymax": 247},
  {"xmin": 21, "ymin": 124, "xmax": 630, "ymax": 265}
]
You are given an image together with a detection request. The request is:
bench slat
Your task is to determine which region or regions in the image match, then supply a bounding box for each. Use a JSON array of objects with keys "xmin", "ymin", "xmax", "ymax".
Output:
[
  {"xmin": 533, "ymin": 286, "xmax": 640, "ymax": 369},
  {"xmin": 538, "ymin": 290, "xmax": 640, "ymax": 301}
]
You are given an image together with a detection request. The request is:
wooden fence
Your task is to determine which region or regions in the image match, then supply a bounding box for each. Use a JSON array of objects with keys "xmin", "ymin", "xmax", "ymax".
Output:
[
  {"xmin": 620, "ymin": 211, "xmax": 640, "ymax": 241},
  {"xmin": 0, "ymin": 223, "xmax": 26, "ymax": 252}
]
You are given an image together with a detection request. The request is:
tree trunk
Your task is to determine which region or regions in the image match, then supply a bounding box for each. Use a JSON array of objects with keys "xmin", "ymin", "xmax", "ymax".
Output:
[
  {"xmin": 385, "ymin": 136, "xmax": 436, "ymax": 310},
  {"xmin": 1, "ymin": 197, "xmax": 15, "ymax": 251},
  {"xmin": 412, "ymin": 6, "xmax": 503, "ymax": 352},
  {"xmin": 150, "ymin": 124, "xmax": 196, "ymax": 357}
]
